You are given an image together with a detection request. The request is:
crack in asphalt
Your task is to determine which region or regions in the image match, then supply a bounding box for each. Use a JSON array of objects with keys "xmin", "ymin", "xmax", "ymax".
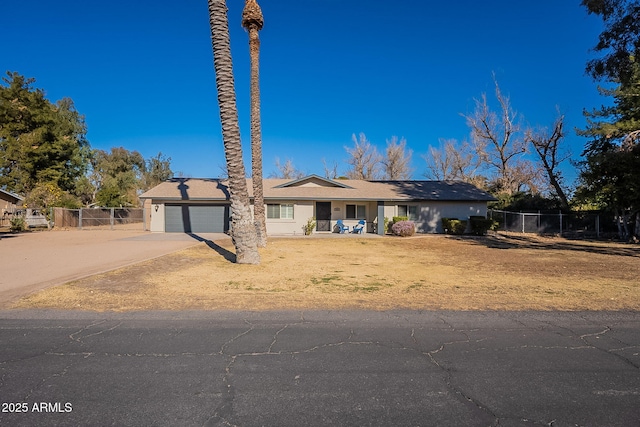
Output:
[
  {"xmin": 69, "ymin": 320, "xmax": 122, "ymax": 342},
  {"xmin": 422, "ymin": 323, "xmax": 499, "ymax": 425},
  {"xmin": 267, "ymin": 324, "xmax": 288, "ymax": 353},
  {"xmin": 0, "ymin": 321, "xmax": 117, "ymax": 397},
  {"xmin": 575, "ymin": 324, "xmax": 640, "ymax": 369},
  {"xmin": 207, "ymin": 322, "xmax": 257, "ymax": 427},
  {"xmin": 418, "ymin": 317, "xmax": 639, "ymax": 427},
  {"xmin": 15, "ymin": 321, "xmax": 123, "ymax": 402},
  {"xmin": 205, "ymin": 321, "xmax": 384, "ymax": 426},
  {"xmin": 37, "ymin": 317, "xmax": 633, "ymax": 427},
  {"xmin": 192, "ymin": 318, "xmax": 506, "ymax": 426},
  {"xmin": 218, "ymin": 320, "xmax": 255, "ymax": 355},
  {"xmin": 2, "ymin": 314, "xmax": 638, "ymax": 426},
  {"xmin": 205, "ymin": 354, "xmax": 240, "ymax": 427}
]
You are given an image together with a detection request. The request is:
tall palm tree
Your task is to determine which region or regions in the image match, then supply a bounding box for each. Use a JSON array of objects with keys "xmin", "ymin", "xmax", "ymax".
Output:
[
  {"xmin": 242, "ymin": 0, "xmax": 267, "ymax": 247},
  {"xmin": 208, "ymin": 0, "xmax": 260, "ymax": 264}
]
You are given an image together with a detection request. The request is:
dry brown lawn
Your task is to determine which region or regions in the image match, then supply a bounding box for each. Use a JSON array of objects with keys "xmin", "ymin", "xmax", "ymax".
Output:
[{"xmin": 14, "ymin": 233, "xmax": 640, "ymax": 312}]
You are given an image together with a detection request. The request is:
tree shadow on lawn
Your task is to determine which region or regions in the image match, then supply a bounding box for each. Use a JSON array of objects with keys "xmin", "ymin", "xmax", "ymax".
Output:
[
  {"xmin": 456, "ymin": 233, "xmax": 640, "ymax": 258},
  {"xmin": 187, "ymin": 233, "xmax": 236, "ymax": 263}
]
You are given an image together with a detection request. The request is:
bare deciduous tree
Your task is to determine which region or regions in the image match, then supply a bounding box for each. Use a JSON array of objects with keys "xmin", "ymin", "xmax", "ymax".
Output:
[
  {"xmin": 345, "ymin": 133, "xmax": 382, "ymax": 179},
  {"xmin": 510, "ymin": 158, "xmax": 544, "ymax": 194},
  {"xmin": 218, "ymin": 163, "xmax": 228, "ymax": 178},
  {"xmin": 423, "ymin": 140, "xmax": 455, "ymax": 181},
  {"xmin": 464, "ymin": 78, "xmax": 537, "ymax": 195},
  {"xmin": 382, "ymin": 136, "xmax": 413, "ymax": 180},
  {"xmin": 525, "ymin": 113, "xmax": 571, "ymax": 209},
  {"xmin": 423, "ymin": 139, "xmax": 484, "ymax": 187},
  {"xmin": 322, "ymin": 158, "xmax": 339, "ymax": 179},
  {"xmin": 269, "ymin": 157, "xmax": 304, "ymax": 179}
]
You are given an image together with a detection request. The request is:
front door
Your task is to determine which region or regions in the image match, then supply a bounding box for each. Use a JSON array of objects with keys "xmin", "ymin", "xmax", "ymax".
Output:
[{"xmin": 316, "ymin": 202, "xmax": 331, "ymax": 231}]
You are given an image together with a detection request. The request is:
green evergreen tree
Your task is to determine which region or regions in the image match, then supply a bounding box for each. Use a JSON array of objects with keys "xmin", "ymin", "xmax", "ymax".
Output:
[
  {"xmin": 0, "ymin": 72, "xmax": 90, "ymax": 195},
  {"xmin": 578, "ymin": 1, "xmax": 640, "ymax": 239},
  {"xmin": 582, "ymin": 0, "xmax": 640, "ymax": 86}
]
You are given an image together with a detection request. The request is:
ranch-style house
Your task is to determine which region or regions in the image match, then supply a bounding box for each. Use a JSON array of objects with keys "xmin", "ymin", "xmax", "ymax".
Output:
[{"xmin": 140, "ymin": 175, "xmax": 496, "ymax": 235}]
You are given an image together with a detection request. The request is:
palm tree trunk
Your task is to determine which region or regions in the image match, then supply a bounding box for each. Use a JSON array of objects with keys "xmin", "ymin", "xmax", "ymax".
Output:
[
  {"xmin": 248, "ymin": 26, "xmax": 267, "ymax": 247},
  {"xmin": 208, "ymin": 0, "xmax": 260, "ymax": 264},
  {"xmin": 242, "ymin": 0, "xmax": 267, "ymax": 248}
]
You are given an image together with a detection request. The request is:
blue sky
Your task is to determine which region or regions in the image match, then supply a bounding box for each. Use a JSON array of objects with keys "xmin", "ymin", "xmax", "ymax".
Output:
[{"xmin": 3, "ymin": 1, "xmax": 604, "ymax": 184}]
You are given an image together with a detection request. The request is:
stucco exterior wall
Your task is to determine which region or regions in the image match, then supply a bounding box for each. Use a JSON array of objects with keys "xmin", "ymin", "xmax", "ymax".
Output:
[
  {"xmin": 143, "ymin": 199, "xmax": 489, "ymax": 235},
  {"xmin": 416, "ymin": 201, "xmax": 487, "ymax": 233},
  {"xmin": 265, "ymin": 200, "xmax": 313, "ymax": 235},
  {"xmin": 379, "ymin": 201, "xmax": 487, "ymax": 233},
  {"xmin": 327, "ymin": 201, "xmax": 378, "ymax": 232},
  {"xmin": 148, "ymin": 200, "xmax": 166, "ymax": 232}
]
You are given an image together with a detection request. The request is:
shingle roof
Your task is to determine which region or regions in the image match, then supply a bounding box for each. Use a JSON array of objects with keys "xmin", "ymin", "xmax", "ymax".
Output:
[
  {"xmin": 139, "ymin": 177, "xmax": 497, "ymax": 202},
  {"xmin": 372, "ymin": 180, "xmax": 498, "ymax": 201}
]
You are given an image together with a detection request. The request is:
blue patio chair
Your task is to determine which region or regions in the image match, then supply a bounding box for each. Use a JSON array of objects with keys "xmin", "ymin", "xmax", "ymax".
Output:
[
  {"xmin": 352, "ymin": 219, "xmax": 365, "ymax": 234},
  {"xmin": 336, "ymin": 219, "xmax": 349, "ymax": 233}
]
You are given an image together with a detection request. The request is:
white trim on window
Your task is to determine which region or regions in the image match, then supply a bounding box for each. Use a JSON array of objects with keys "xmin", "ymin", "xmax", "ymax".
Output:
[{"xmin": 267, "ymin": 203, "xmax": 294, "ymax": 219}]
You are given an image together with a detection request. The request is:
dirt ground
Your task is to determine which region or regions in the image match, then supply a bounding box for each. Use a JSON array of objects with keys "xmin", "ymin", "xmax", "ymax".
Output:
[{"xmin": 14, "ymin": 233, "xmax": 640, "ymax": 312}]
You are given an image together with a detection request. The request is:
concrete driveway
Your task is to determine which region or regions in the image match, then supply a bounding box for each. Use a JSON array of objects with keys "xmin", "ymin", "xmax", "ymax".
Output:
[{"xmin": 0, "ymin": 230, "xmax": 228, "ymax": 307}]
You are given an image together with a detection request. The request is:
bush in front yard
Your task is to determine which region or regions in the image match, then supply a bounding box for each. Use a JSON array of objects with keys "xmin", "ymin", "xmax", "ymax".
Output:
[
  {"xmin": 391, "ymin": 221, "xmax": 415, "ymax": 237},
  {"xmin": 387, "ymin": 216, "xmax": 409, "ymax": 233},
  {"xmin": 303, "ymin": 217, "xmax": 316, "ymax": 235},
  {"xmin": 441, "ymin": 218, "xmax": 467, "ymax": 235},
  {"xmin": 469, "ymin": 216, "xmax": 497, "ymax": 235},
  {"xmin": 10, "ymin": 216, "xmax": 27, "ymax": 232}
]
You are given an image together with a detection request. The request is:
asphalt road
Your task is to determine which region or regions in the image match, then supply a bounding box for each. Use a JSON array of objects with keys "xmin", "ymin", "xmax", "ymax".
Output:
[{"xmin": 0, "ymin": 310, "xmax": 638, "ymax": 426}]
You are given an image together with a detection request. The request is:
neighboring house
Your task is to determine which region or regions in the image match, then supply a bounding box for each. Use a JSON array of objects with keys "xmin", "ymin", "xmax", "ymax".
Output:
[
  {"xmin": 140, "ymin": 175, "xmax": 496, "ymax": 235},
  {"xmin": 0, "ymin": 189, "xmax": 24, "ymax": 226}
]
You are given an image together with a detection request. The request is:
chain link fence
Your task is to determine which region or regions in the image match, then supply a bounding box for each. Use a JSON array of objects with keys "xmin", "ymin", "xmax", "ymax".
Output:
[
  {"xmin": 487, "ymin": 209, "xmax": 616, "ymax": 238},
  {"xmin": 53, "ymin": 208, "xmax": 146, "ymax": 230}
]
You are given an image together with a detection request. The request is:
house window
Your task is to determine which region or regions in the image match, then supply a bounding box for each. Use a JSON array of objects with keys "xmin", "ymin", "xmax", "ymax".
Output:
[
  {"xmin": 398, "ymin": 205, "xmax": 418, "ymax": 221},
  {"xmin": 346, "ymin": 204, "xmax": 365, "ymax": 219},
  {"xmin": 267, "ymin": 204, "xmax": 294, "ymax": 219}
]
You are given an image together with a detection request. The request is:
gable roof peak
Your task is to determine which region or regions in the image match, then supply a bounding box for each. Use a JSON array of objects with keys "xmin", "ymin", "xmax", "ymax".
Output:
[{"xmin": 274, "ymin": 174, "xmax": 353, "ymax": 189}]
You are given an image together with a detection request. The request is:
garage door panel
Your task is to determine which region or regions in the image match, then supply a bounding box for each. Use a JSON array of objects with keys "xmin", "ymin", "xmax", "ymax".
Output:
[{"xmin": 165, "ymin": 205, "xmax": 229, "ymax": 233}]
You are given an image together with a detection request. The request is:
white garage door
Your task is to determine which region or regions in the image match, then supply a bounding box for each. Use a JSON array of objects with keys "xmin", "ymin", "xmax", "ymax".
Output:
[{"xmin": 165, "ymin": 204, "xmax": 229, "ymax": 233}]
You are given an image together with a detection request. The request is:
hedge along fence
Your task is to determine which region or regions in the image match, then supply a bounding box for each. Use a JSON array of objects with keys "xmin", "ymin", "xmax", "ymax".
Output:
[
  {"xmin": 53, "ymin": 208, "xmax": 146, "ymax": 230},
  {"xmin": 469, "ymin": 216, "xmax": 497, "ymax": 235},
  {"xmin": 441, "ymin": 218, "xmax": 468, "ymax": 235}
]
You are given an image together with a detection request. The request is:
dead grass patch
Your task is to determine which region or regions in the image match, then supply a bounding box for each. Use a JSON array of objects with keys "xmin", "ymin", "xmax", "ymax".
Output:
[{"xmin": 14, "ymin": 234, "xmax": 640, "ymax": 312}]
